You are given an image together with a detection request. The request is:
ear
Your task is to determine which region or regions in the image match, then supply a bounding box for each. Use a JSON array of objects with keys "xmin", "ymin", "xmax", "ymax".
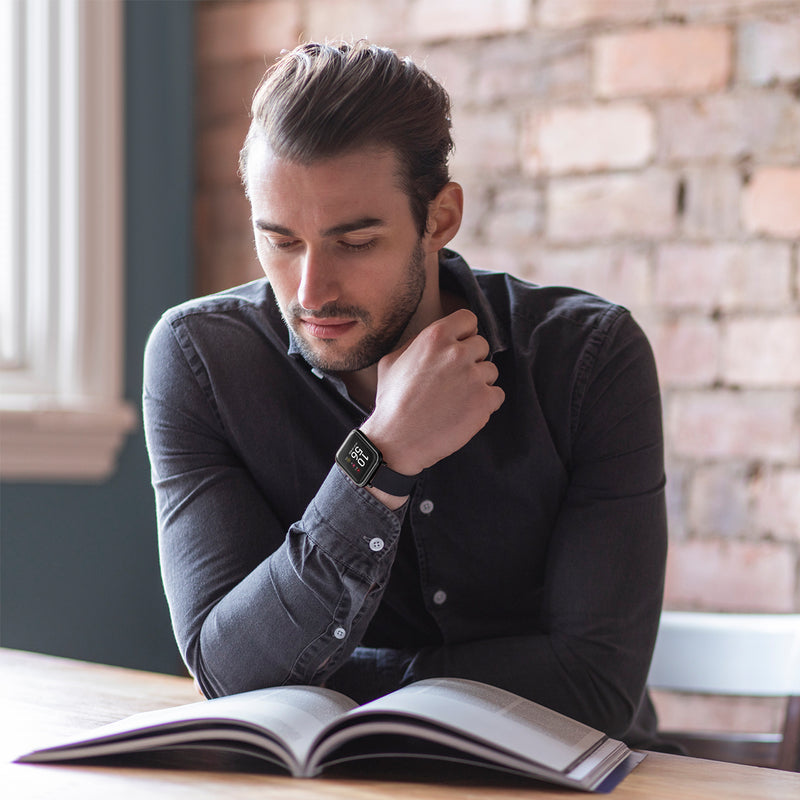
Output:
[{"xmin": 424, "ymin": 182, "xmax": 463, "ymax": 252}]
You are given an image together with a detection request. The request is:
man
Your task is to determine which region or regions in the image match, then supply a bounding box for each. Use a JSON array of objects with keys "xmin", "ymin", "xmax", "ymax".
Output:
[{"xmin": 143, "ymin": 40, "xmax": 667, "ymax": 747}]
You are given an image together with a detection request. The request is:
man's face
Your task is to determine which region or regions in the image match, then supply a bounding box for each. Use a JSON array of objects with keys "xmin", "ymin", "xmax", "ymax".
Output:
[{"xmin": 245, "ymin": 140, "xmax": 434, "ymax": 373}]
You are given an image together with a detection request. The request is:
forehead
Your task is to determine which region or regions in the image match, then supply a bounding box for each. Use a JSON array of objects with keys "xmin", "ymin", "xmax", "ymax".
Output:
[{"xmin": 245, "ymin": 139, "xmax": 410, "ymax": 222}]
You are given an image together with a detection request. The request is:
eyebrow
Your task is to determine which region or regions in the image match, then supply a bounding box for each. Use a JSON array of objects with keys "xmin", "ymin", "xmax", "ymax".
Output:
[{"xmin": 254, "ymin": 216, "xmax": 386, "ymax": 238}]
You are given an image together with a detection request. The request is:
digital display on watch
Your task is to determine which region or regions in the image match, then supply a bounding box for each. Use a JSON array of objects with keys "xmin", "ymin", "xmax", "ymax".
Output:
[{"xmin": 336, "ymin": 430, "xmax": 380, "ymax": 487}]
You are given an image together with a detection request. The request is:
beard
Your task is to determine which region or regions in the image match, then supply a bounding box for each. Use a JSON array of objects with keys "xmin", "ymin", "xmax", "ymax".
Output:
[{"xmin": 285, "ymin": 240, "xmax": 427, "ymax": 373}]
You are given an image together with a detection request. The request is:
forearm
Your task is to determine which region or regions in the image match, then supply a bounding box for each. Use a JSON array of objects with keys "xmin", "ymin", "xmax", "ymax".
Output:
[
  {"xmin": 160, "ymin": 465, "xmax": 405, "ymax": 699},
  {"xmin": 402, "ymin": 627, "xmax": 652, "ymax": 738},
  {"xmin": 325, "ymin": 621, "xmax": 653, "ymax": 737}
]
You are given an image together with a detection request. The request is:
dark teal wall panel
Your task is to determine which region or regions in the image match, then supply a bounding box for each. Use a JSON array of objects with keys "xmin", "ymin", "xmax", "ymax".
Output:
[{"xmin": 0, "ymin": 0, "xmax": 194, "ymax": 675}]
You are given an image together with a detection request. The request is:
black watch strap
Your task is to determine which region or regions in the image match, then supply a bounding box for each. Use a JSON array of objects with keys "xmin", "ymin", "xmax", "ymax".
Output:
[
  {"xmin": 335, "ymin": 429, "xmax": 419, "ymax": 496},
  {"xmin": 369, "ymin": 461, "xmax": 420, "ymax": 495}
]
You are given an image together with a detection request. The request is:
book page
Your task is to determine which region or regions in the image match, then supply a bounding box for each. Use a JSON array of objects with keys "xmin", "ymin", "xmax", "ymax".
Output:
[
  {"xmin": 18, "ymin": 685, "xmax": 357, "ymax": 773},
  {"xmin": 342, "ymin": 678, "xmax": 603, "ymax": 772}
]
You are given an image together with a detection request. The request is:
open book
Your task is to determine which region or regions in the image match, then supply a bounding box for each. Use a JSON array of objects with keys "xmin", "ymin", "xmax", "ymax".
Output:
[{"xmin": 16, "ymin": 677, "xmax": 643, "ymax": 792}]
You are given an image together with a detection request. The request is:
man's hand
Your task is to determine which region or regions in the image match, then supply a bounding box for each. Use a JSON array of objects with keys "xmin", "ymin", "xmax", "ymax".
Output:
[{"xmin": 361, "ymin": 309, "xmax": 505, "ymax": 481}]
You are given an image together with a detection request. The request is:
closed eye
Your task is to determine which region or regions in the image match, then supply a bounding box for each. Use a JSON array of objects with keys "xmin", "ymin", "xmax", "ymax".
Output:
[
  {"xmin": 264, "ymin": 236, "xmax": 299, "ymax": 251},
  {"xmin": 340, "ymin": 239, "xmax": 377, "ymax": 252}
]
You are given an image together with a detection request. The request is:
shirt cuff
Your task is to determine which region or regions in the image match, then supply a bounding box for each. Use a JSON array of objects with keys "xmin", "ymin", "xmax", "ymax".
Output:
[{"xmin": 301, "ymin": 465, "xmax": 406, "ymax": 580}]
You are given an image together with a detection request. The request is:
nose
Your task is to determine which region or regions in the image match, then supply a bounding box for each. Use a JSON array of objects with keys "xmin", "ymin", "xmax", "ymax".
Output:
[{"xmin": 297, "ymin": 248, "xmax": 339, "ymax": 311}]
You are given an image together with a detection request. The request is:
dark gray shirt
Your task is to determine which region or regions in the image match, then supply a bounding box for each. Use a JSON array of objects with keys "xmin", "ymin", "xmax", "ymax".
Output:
[{"xmin": 143, "ymin": 249, "xmax": 667, "ymax": 744}]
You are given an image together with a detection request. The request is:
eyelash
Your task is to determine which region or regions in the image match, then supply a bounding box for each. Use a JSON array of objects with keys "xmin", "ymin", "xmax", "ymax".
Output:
[
  {"xmin": 264, "ymin": 238, "xmax": 377, "ymax": 253},
  {"xmin": 266, "ymin": 239, "xmax": 297, "ymax": 251},
  {"xmin": 340, "ymin": 239, "xmax": 376, "ymax": 252}
]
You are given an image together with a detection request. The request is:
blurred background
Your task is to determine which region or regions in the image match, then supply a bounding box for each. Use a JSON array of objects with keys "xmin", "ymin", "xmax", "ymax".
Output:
[{"xmin": 2, "ymin": 0, "xmax": 799, "ymax": 740}]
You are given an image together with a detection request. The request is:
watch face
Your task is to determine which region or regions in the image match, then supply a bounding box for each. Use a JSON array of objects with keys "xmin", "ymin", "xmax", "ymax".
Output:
[{"xmin": 336, "ymin": 430, "xmax": 380, "ymax": 487}]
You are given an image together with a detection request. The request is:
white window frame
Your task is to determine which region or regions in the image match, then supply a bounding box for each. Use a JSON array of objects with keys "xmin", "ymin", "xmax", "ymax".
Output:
[{"xmin": 0, "ymin": 0, "xmax": 135, "ymax": 481}]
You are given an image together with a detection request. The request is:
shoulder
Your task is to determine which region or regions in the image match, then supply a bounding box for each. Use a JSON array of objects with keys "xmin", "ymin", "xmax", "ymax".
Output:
[
  {"xmin": 159, "ymin": 278, "xmax": 274, "ymax": 326},
  {"xmin": 144, "ymin": 279, "xmax": 289, "ymax": 389},
  {"xmin": 149, "ymin": 279, "xmax": 284, "ymax": 349},
  {"xmin": 474, "ymin": 269, "xmax": 634, "ymax": 350}
]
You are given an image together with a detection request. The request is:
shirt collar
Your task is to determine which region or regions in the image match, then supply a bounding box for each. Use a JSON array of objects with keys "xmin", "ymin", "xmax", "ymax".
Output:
[{"xmin": 438, "ymin": 248, "xmax": 509, "ymax": 358}]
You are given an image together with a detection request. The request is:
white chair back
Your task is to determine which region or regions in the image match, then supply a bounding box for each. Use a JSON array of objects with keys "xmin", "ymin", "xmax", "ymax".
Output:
[{"xmin": 648, "ymin": 610, "xmax": 800, "ymax": 696}]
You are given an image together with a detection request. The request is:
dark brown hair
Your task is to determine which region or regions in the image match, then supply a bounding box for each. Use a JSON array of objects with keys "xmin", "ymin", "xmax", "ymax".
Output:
[{"xmin": 240, "ymin": 41, "xmax": 454, "ymax": 237}]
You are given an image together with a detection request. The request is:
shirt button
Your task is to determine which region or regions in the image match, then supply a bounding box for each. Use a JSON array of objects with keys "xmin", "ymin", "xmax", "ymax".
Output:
[
  {"xmin": 432, "ymin": 589, "xmax": 447, "ymax": 606},
  {"xmin": 369, "ymin": 537, "xmax": 384, "ymax": 552},
  {"xmin": 419, "ymin": 499, "xmax": 434, "ymax": 515},
  {"xmin": 333, "ymin": 627, "xmax": 346, "ymax": 639}
]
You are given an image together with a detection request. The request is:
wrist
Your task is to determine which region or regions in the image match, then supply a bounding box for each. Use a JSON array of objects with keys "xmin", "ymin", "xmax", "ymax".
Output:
[{"xmin": 358, "ymin": 420, "xmax": 422, "ymax": 477}]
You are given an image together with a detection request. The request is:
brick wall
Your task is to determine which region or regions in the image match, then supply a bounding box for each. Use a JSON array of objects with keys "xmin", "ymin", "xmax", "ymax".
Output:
[{"xmin": 195, "ymin": 0, "xmax": 800, "ymax": 734}]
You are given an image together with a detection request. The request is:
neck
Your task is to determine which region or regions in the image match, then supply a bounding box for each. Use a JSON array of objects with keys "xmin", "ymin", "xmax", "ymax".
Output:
[{"xmin": 340, "ymin": 364, "xmax": 380, "ymax": 412}]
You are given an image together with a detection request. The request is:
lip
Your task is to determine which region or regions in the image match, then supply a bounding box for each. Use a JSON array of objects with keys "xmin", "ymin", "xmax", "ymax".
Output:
[{"xmin": 299, "ymin": 318, "xmax": 358, "ymax": 340}]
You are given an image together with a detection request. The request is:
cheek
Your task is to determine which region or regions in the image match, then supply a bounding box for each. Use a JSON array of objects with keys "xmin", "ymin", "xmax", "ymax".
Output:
[{"xmin": 255, "ymin": 252, "xmax": 297, "ymax": 308}]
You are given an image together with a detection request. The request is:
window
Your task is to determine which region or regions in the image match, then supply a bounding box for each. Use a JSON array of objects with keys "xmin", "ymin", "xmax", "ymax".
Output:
[{"xmin": 0, "ymin": 0, "xmax": 134, "ymax": 480}]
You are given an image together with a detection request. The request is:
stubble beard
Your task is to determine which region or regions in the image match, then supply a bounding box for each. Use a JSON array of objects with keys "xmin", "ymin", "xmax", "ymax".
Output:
[{"xmin": 286, "ymin": 240, "xmax": 427, "ymax": 374}]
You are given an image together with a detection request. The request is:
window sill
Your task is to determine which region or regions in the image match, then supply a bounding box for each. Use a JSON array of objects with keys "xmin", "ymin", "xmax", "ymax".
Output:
[{"xmin": 0, "ymin": 402, "xmax": 137, "ymax": 482}]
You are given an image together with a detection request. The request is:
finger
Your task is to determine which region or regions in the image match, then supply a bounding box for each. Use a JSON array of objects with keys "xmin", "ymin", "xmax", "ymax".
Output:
[
  {"xmin": 476, "ymin": 359, "xmax": 500, "ymax": 387},
  {"xmin": 461, "ymin": 332, "xmax": 490, "ymax": 363},
  {"xmin": 443, "ymin": 308, "xmax": 479, "ymax": 340}
]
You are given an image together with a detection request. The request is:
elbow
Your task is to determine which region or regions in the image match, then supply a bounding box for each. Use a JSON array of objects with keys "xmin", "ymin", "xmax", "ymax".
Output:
[
  {"xmin": 181, "ymin": 626, "xmax": 274, "ymax": 699},
  {"xmin": 583, "ymin": 668, "xmax": 648, "ymax": 740},
  {"xmin": 600, "ymin": 693, "xmax": 640, "ymax": 740},
  {"xmin": 186, "ymin": 635, "xmax": 292, "ymax": 699}
]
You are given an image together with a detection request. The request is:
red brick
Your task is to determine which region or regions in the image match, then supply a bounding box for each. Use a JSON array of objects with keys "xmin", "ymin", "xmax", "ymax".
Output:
[
  {"xmin": 196, "ymin": 60, "xmax": 269, "ymax": 128},
  {"xmin": 678, "ymin": 167, "xmax": 741, "ymax": 239},
  {"xmin": 665, "ymin": 0, "xmax": 800, "ymax": 21},
  {"xmin": 450, "ymin": 108, "xmax": 518, "ymax": 175},
  {"xmin": 531, "ymin": 246, "xmax": 651, "ymax": 310},
  {"xmin": 197, "ymin": 236, "xmax": 261, "ymax": 297},
  {"xmin": 452, "ymin": 241, "xmax": 531, "ymax": 276},
  {"xmin": 475, "ymin": 35, "xmax": 590, "ymax": 104},
  {"xmin": 523, "ymin": 103, "xmax": 654, "ymax": 175},
  {"xmin": 595, "ymin": 26, "xmax": 732, "ymax": 97},
  {"xmin": 197, "ymin": 122, "xmax": 250, "ymax": 189},
  {"xmin": 538, "ymin": 0, "xmax": 658, "ymax": 27},
  {"xmin": 659, "ymin": 92, "xmax": 800, "ymax": 163},
  {"xmin": 196, "ymin": 1, "xmax": 300, "ymax": 65},
  {"xmin": 304, "ymin": 0, "xmax": 408, "ymax": 45},
  {"xmin": 667, "ymin": 389, "xmax": 798, "ymax": 460},
  {"xmin": 751, "ymin": 469, "xmax": 800, "ymax": 542},
  {"xmin": 742, "ymin": 167, "xmax": 800, "ymax": 238},
  {"xmin": 484, "ymin": 184, "xmax": 544, "ymax": 246},
  {"xmin": 651, "ymin": 691, "xmax": 785, "ymax": 736},
  {"xmin": 659, "ymin": 97, "xmax": 745, "ymax": 161},
  {"xmin": 664, "ymin": 539, "xmax": 796, "ymax": 612},
  {"xmin": 739, "ymin": 19, "xmax": 800, "ymax": 86},
  {"xmin": 409, "ymin": 0, "xmax": 529, "ymax": 42},
  {"xmin": 454, "ymin": 177, "xmax": 491, "ymax": 242},
  {"xmin": 655, "ymin": 242, "xmax": 793, "ymax": 311},
  {"xmin": 687, "ymin": 465, "xmax": 750, "ymax": 538},
  {"xmin": 648, "ymin": 317, "xmax": 720, "ymax": 387},
  {"xmin": 722, "ymin": 317, "xmax": 800, "ymax": 387},
  {"xmin": 200, "ymin": 185, "xmax": 252, "ymax": 241},
  {"xmin": 418, "ymin": 47, "xmax": 479, "ymax": 108},
  {"xmin": 547, "ymin": 171, "xmax": 676, "ymax": 241},
  {"xmin": 664, "ymin": 459, "xmax": 690, "ymax": 540}
]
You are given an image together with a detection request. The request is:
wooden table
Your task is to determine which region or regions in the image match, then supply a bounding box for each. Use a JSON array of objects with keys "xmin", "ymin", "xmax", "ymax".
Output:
[{"xmin": 2, "ymin": 648, "xmax": 799, "ymax": 799}]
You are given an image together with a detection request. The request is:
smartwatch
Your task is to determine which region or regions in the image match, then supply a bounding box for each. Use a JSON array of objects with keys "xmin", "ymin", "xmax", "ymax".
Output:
[{"xmin": 335, "ymin": 429, "xmax": 420, "ymax": 496}]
